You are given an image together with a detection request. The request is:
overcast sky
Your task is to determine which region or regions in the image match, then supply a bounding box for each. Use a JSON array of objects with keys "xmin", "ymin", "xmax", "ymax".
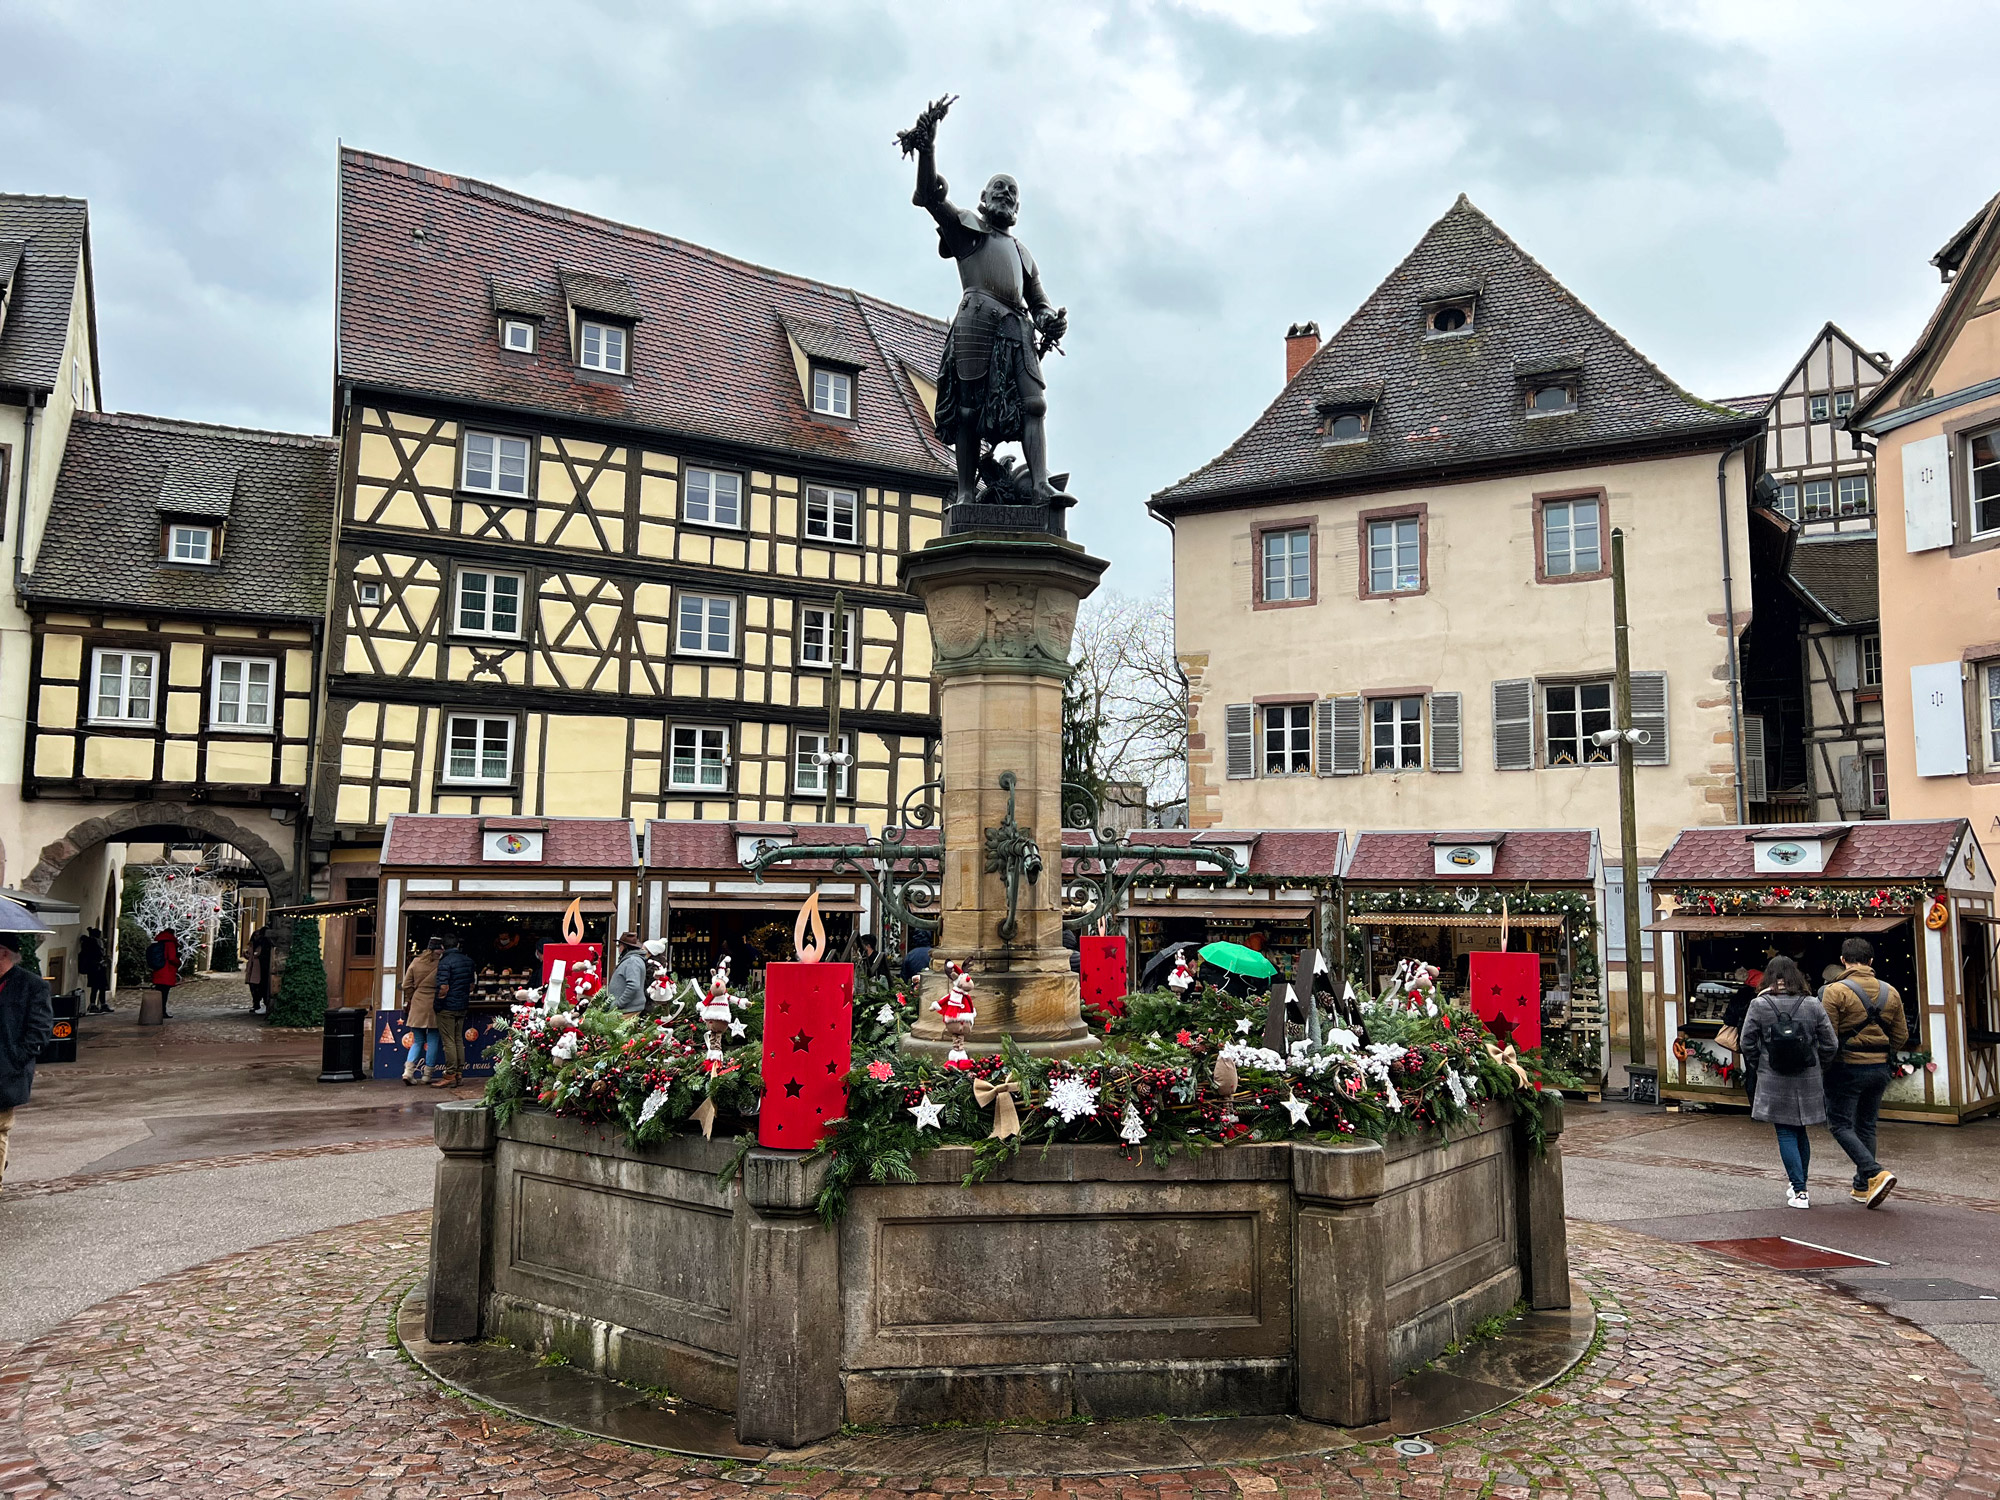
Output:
[{"xmin": 2, "ymin": 0, "xmax": 1989, "ymax": 588}]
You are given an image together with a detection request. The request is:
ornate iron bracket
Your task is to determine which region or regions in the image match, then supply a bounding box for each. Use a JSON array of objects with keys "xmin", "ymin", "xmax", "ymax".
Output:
[
  {"xmin": 983, "ymin": 770, "xmax": 1043, "ymax": 945},
  {"xmin": 740, "ymin": 778, "xmax": 944, "ymax": 937},
  {"xmin": 1058, "ymin": 780, "xmax": 1242, "ymax": 932}
]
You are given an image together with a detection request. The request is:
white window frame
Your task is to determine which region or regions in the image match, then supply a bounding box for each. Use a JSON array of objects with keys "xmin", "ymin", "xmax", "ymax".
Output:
[
  {"xmin": 461, "ymin": 430, "xmax": 533, "ymax": 498},
  {"xmin": 1866, "ymin": 751, "xmax": 1890, "ymax": 811},
  {"xmin": 1834, "ymin": 391, "xmax": 1856, "ymax": 417},
  {"xmin": 794, "ymin": 730, "xmax": 854, "ymax": 798},
  {"xmin": 1774, "ymin": 482, "xmax": 1800, "ymax": 520},
  {"xmin": 804, "ymin": 484, "xmax": 859, "ymax": 544},
  {"xmin": 1809, "ymin": 394, "xmax": 1831, "ymax": 422},
  {"xmin": 1261, "ymin": 528, "xmax": 1311, "ymax": 602},
  {"xmin": 209, "ymin": 656, "xmax": 276, "ymax": 733},
  {"xmin": 1366, "ymin": 517, "xmax": 1422, "ymax": 594},
  {"xmin": 1969, "ymin": 427, "xmax": 2000, "ymax": 537},
  {"xmin": 90, "ymin": 648, "xmax": 159, "ymax": 726},
  {"xmin": 799, "ymin": 605, "xmax": 858, "ymax": 670},
  {"xmin": 811, "ymin": 366, "xmax": 854, "ymax": 418},
  {"xmin": 669, "ymin": 724, "xmax": 732, "ymax": 791},
  {"xmin": 578, "ymin": 319, "xmax": 627, "ymax": 374},
  {"xmin": 442, "ymin": 714, "xmax": 516, "ymax": 786},
  {"xmin": 500, "ymin": 318, "xmax": 536, "ymax": 353},
  {"xmin": 453, "ymin": 568, "xmax": 526, "ymax": 640},
  {"xmin": 356, "ymin": 580, "xmax": 382, "ymax": 606},
  {"xmin": 1860, "ymin": 633, "xmax": 1883, "ymax": 689},
  {"xmin": 1369, "ymin": 695, "xmax": 1425, "ymax": 772},
  {"xmin": 682, "ymin": 466, "xmax": 743, "ymax": 529},
  {"xmin": 1544, "ymin": 679, "xmax": 1616, "ymax": 766},
  {"xmin": 676, "ymin": 593, "xmax": 737, "ymax": 657},
  {"xmin": 1987, "ymin": 664, "xmax": 2000, "ymax": 771},
  {"xmin": 1542, "ymin": 496, "xmax": 1602, "ymax": 577},
  {"xmin": 1802, "ymin": 478, "xmax": 1835, "ymax": 521},
  {"xmin": 1262, "ymin": 703, "xmax": 1313, "ymax": 776},
  {"xmin": 168, "ymin": 523, "xmax": 214, "ymax": 564},
  {"xmin": 1837, "ymin": 475, "xmax": 1872, "ymax": 516}
]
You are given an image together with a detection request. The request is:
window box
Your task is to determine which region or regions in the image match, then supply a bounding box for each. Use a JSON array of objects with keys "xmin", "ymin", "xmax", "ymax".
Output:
[
  {"xmin": 799, "ymin": 606, "xmax": 857, "ymax": 670},
  {"xmin": 1358, "ymin": 505, "xmax": 1427, "ymax": 598},
  {"xmin": 443, "ymin": 714, "xmax": 516, "ymax": 785},
  {"xmin": 1534, "ymin": 490, "xmax": 1608, "ymax": 583},
  {"xmin": 804, "ymin": 485, "xmax": 859, "ymax": 545},
  {"xmin": 210, "ymin": 657, "xmax": 276, "ymax": 733},
  {"xmin": 454, "ymin": 568, "xmax": 526, "ymax": 640},
  {"xmin": 461, "ymin": 431, "xmax": 533, "ymax": 498},
  {"xmin": 670, "ymin": 724, "xmax": 731, "ymax": 791},
  {"xmin": 90, "ymin": 649, "xmax": 158, "ymax": 726},
  {"xmin": 794, "ymin": 730, "xmax": 853, "ymax": 797},
  {"xmin": 676, "ymin": 593, "xmax": 737, "ymax": 657},
  {"xmin": 1252, "ymin": 519, "xmax": 1315, "ymax": 608},
  {"xmin": 683, "ymin": 467, "xmax": 743, "ymax": 530}
]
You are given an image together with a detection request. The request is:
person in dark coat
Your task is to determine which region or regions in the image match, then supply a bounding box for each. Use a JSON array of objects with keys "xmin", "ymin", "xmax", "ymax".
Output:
[
  {"xmin": 432, "ymin": 937, "xmax": 475, "ymax": 1088},
  {"xmin": 1738, "ymin": 955, "xmax": 1838, "ymax": 1209},
  {"xmin": 0, "ymin": 932, "xmax": 57, "ymax": 1194},
  {"xmin": 243, "ymin": 925, "xmax": 274, "ymax": 1016},
  {"xmin": 78, "ymin": 927, "xmax": 111, "ymax": 1014}
]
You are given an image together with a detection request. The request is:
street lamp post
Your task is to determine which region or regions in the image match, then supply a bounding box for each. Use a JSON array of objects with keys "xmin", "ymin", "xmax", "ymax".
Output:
[{"xmin": 1594, "ymin": 529, "xmax": 1648, "ymax": 1070}]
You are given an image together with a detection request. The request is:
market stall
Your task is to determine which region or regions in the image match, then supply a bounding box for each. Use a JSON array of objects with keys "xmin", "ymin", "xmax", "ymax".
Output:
[
  {"xmin": 644, "ymin": 821, "xmax": 873, "ymax": 981},
  {"xmin": 1648, "ymin": 819, "xmax": 1998, "ymax": 1123},
  {"xmin": 372, "ymin": 814, "xmax": 639, "ymax": 1078},
  {"xmin": 1341, "ymin": 830, "xmax": 1608, "ymax": 1084}
]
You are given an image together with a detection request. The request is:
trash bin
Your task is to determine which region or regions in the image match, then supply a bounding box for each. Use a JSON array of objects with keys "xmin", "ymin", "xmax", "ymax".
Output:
[
  {"xmin": 1625, "ymin": 1064, "xmax": 1659, "ymax": 1106},
  {"xmin": 37, "ymin": 989, "xmax": 80, "ymax": 1065},
  {"xmin": 319, "ymin": 1006, "xmax": 366, "ymax": 1083}
]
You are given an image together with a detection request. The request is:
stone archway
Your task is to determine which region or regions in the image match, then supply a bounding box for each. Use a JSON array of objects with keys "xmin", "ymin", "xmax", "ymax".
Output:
[{"xmin": 26, "ymin": 802, "xmax": 297, "ymax": 905}]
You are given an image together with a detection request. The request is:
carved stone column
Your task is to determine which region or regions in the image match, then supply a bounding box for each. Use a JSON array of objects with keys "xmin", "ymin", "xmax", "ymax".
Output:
[{"xmin": 901, "ymin": 530, "xmax": 1108, "ymax": 1057}]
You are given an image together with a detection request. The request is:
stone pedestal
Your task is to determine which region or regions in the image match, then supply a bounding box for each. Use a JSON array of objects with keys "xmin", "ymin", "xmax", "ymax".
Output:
[{"xmin": 900, "ymin": 529, "xmax": 1108, "ymax": 1058}]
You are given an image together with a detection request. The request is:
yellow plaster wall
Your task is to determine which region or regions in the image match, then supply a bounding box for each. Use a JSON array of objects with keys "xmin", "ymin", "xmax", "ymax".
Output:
[
  {"xmin": 82, "ymin": 737, "xmax": 153, "ymax": 781},
  {"xmin": 208, "ymin": 738, "xmax": 273, "ymax": 785}
]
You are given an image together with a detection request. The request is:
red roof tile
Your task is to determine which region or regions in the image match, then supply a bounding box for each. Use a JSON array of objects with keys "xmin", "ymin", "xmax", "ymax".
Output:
[
  {"xmin": 1344, "ymin": 830, "xmax": 1598, "ymax": 884},
  {"xmin": 1652, "ymin": 820, "xmax": 1969, "ymax": 884},
  {"xmin": 338, "ymin": 150, "xmax": 953, "ymax": 483},
  {"xmin": 383, "ymin": 814, "xmax": 637, "ymax": 870}
]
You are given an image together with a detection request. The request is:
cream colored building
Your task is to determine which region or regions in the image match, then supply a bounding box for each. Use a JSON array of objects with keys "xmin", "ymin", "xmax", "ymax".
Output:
[
  {"xmin": 1849, "ymin": 192, "xmax": 2000, "ymax": 845},
  {"xmin": 1152, "ymin": 196, "xmax": 1766, "ymax": 873}
]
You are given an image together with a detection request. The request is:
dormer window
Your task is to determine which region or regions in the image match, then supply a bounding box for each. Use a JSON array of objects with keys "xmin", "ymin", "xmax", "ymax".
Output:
[
  {"xmin": 578, "ymin": 320, "xmax": 627, "ymax": 374},
  {"xmin": 1326, "ymin": 411, "xmax": 1368, "ymax": 445},
  {"xmin": 501, "ymin": 318, "xmax": 536, "ymax": 354},
  {"xmin": 1528, "ymin": 383, "xmax": 1577, "ymax": 416},
  {"xmin": 812, "ymin": 366, "xmax": 854, "ymax": 418},
  {"xmin": 1314, "ymin": 386, "xmax": 1381, "ymax": 448},
  {"xmin": 168, "ymin": 523, "xmax": 215, "ymax": 564},
  {"xmin": 1426, "ymin": 300, "xmax": 1474, "ymax": 337}
]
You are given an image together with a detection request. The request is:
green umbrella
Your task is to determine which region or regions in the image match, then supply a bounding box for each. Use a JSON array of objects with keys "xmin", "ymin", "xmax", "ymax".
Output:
[{"xmin": 1198, "ymin": 941, "xmax": 1277, "ymax": 979}]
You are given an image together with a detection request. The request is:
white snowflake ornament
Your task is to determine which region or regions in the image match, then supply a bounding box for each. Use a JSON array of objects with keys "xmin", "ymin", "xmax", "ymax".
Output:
[{"xmin": 1046, "ymin": 1074, "xmax": 1100, "ymax": 1124}]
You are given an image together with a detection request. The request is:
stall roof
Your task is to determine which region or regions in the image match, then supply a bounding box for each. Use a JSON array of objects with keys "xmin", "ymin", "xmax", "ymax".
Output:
[
  {"xmin": 383, "ymin": 814, "xmax": 638, "ymax": 870},
  {"xmin": 1652, "ymin": 820, "xmax": 1970, "ymax": 884},
  {"xmin": 1341, "ymin": 829, "xmax": 1599, "ymax": 883}
]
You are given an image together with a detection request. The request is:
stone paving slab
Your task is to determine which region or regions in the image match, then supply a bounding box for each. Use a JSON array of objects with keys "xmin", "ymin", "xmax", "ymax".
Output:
[{"xmin": 2, "ymin": 1213, "xmax": 1998, "ymax": 1497}]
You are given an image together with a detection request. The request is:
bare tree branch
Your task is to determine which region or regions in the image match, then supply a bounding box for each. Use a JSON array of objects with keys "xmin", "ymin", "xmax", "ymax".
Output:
[{"xmin": 1067, "ymin": 589, "xmax": 1186, "ymax": 816}]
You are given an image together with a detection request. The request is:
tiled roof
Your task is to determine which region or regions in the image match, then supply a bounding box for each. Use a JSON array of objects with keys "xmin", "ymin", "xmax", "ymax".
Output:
[
  {"xmin": 1652, "ymin": 820, "xmax": 1968, "ymax": 883},
  {"xmin": 27, "ymin": 412, "xmax": 336, "ymax": 620},
  {"xmin": 1787, "ymin": 534, "xmax": 1879, "ymax": 627},
  {"xmin": 1713, "ymin": 392, "xmax": 1772, "ymax": 416},
  {"xmin": 385, "ymin": 814, "xmax": 638, "ymax": 869},
  {"xmin": 0, "ymin": 194, "xmax": 90, "ymax": 393},
  {"xmin": 338, "ymin": 150, "xmax": 952, "ymax": 482},
  {"xmin": 155, "ymin": 455, "xmax": 239, "ymax": 519},
  {"xmin": 489, "ymin": 280, "xmax": 556, "ymax": 320},
  {"xmin": 1152, "ymin": 195, "xmax": 1758, "ymax": 511},
  {"xmin": 559, "ymin": 269, "xmax": 643, "ymax": 322},
  {"xmin": 779, "ymin": 312, "xmax": 873, "ymax": 369},
  {"xmin": 1344, "ymin": 830, "xmax": 1598, "ymax": 884}
]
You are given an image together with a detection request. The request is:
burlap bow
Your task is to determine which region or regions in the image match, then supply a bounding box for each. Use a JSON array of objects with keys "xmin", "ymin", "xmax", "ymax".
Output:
[
  {"xmin": 972, "ymin": 1075, "xmax": 1022, "ymax": 1139},
  {"xmin": 1484, "ymin": 1041, "xmax": 1529, "ymax": 1089},
  {"xmin": 692, "ymin": 1096, "xmax": 718, "ymax": 1140}
]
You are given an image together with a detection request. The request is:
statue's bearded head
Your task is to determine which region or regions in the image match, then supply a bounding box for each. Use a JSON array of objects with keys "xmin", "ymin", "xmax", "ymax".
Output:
[{"xmin": 978, "ymin": 174, "xmax": 1019, "ymax": 230}]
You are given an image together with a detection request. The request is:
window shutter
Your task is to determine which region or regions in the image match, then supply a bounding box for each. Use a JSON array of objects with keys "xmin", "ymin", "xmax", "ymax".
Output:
[
  {"xmin": 1902, "ymin": 433, "xmax": 1953, "ymax": 553},
  {"xmin": 1331, "ymin": 696, "xmax": 1363, "ymax": 775},
  {"xmin": 1742, "ymin": 714, "xmax": 1768, "ymax": 803},
  {"xmin": 1630, "ymin": 671, "xmax": 1669, "ymax": 765},
  {"xmin": 1910, "ymin": 661, "xmax": 1969, "ymax": 776},
  {"xmin": 1225, "ymin": 704, "xmax": 1256, "ymax": 780},
  {"xmin": 1429, "ymin": 691, "xmax": 1462, "ymax": 771},
  {"xmin": 1830, "ymin": 635, "xmax": 1858, "ymax": 692},
  {"xmin": 1314, "ymin": 698, "xmax": 1335, "ymax": 775},
  {"xmin": 1492, "ymin": 678, "xmax": 1534, "ymax": 770},
  {"xmin": 1837, "ymin": 754, "xmax": 1865, "ymax": 816}
]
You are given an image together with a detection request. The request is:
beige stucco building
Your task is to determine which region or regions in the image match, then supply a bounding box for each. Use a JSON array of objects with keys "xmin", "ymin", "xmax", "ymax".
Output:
[
  {"xmin": 1850, "ymin": 193, "xmax": 2000, "ymax": 845},
  {"xmin": 1152, "ymin": 196, "xmax": 1765, "ymax": 877}
]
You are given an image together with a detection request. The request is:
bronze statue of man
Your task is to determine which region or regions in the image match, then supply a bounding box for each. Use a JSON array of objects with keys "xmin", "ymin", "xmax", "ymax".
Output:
[{"xmin": 899, "ymin": 97, "xmax": 1068, "ymax": 508}]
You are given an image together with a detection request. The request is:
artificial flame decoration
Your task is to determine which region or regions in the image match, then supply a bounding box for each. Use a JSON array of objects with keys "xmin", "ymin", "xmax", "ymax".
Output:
[
  {"xmin": 541, "ymin": 897, "xmax": 603, "ymax": 1007},
  {"xmin": 794, "ymin": 889, "xmax": 827, "ymax": 964}
]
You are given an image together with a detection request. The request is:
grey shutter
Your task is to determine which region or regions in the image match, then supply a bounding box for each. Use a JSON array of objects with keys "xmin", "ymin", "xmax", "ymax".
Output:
[
  {"xmin": 1429, "ymin": 691, "xmax": 1462, "ymax": 771},
  {"xmin": 1492, "ymin": 678, "xmax": 1534, "ymax": 770},
  {"xmin": 1910, "ymin": 661, "xmax": 1969, "ymax": 776},
  {"xmin": 1314, "ymin": 698, "xmax": 1335, "ymax": 775},
  {"xmin": 1903, "ymin": 433, "xmax": 1953, "ymax": 552},
  {"xmin": 1331, "ymin": 696, "xmax": 1364, "ymax": 775},
  {"xmin": 1830, "ymin": 635, "xmax": 1859, "ymax": 692},
  {"xmin": 1837, "ymin": 754, "xmax": 1865, "ymax": 815},
  {"xmin": 1742, "ymin": 714, "xmax": 1768, "ymax": 803},
  {"xmin": 1225, "ymin": 704, "xmax": 1256, "ymax": 780},
  {"xmin": 1630, "ymin": 671, "xmax": 1669, "ymax": 765}
]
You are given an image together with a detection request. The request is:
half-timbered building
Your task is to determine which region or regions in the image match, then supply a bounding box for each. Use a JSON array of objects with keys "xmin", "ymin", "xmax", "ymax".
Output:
[{"xmin": 320, "ymin": 150, "xmax": 950, "ymax": 897}]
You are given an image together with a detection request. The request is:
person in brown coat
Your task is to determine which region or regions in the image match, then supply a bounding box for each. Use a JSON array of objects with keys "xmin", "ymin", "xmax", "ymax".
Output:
[
  {"xmin": 1820, "ymin": 937, "xmax": 1909, "ymax": 1207},
  {"xmin": 399, "ymin": 937, "xmax": 444, "ymax": 1086}
]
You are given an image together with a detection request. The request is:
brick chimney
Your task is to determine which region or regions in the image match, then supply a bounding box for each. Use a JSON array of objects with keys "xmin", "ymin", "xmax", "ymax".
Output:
[{"xmin": 1285, "ymin": 321, "xmax": 1321, "ymax": 384}]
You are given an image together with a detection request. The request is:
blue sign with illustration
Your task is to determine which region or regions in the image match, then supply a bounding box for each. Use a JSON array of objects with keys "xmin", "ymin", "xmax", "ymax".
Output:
[{"xmin": 371, "ymin": 1008, "xmax": 504, "ymax": 1081}]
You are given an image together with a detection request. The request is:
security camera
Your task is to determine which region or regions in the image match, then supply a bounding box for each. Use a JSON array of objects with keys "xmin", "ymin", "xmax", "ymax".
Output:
[{"xmin": 1590, "ymin": 728, "xmax": 1651, "ymax": 748}]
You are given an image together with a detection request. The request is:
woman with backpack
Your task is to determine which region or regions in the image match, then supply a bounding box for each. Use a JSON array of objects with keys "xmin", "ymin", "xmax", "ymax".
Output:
[{"xmin": 1738, "ymin": 955, "xmax": 1839, "ymax": 1209}]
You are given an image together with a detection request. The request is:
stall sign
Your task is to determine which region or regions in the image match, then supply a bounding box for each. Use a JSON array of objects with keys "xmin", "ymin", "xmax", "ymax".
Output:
[
  {"xmin": 371, "ymin": 1009, "xmax": 503, "ymax": 1081},
  {"xmin": 1081, "ymin": 935, "xmax": 1129, "ymax": 1020},
  {"xmin": 1432, "ymin": 842, "xmax": 1498, "ymax": 876},
  {"xmin": 1750, "ymin": 833, "xmax": 1836, "ymax": 875},
  {"xmin": 482, "ymin": 829, "xmax": 545, "ymax": 862},
  {"xmin": 1468, "ymin": 950, "xmax": 1542, "ymax": 1052}
]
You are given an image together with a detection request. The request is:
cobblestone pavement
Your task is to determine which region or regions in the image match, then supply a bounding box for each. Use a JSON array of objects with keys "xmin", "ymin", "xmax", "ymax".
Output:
[{"xmin": 2, "ymin": 1214, "xmax": 1995, "ymax": 1499}]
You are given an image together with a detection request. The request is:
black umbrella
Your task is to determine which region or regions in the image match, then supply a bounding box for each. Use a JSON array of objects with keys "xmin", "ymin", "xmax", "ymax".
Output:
[{"xmin": 1139, "ymin": 940, "xmax": 1202, "ymax": 990}]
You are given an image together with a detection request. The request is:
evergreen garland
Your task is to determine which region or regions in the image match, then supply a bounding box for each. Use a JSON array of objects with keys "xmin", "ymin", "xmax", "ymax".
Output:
[{"xmin": 1663, "ymin": 882, "xmax": 1934, "ymax": 917}]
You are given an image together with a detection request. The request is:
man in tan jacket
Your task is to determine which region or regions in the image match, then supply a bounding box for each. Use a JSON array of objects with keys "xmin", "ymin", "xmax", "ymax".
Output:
[
  {"xmin": 398, "ymin": 937, "xmax": 444, "ymax": 1086},
  {"xmin": 1820, "ymin": 937, "xmax": 1908, "ymax": 1208}
]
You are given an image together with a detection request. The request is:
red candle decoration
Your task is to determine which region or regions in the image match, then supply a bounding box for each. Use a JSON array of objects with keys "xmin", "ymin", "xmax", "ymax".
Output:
[
  {"xmin": 759, "ymin": 961, "xmax": 854, "ymax": 1148},
  {"xmin": 1468, "ymin": 950, "xmax": 1542, "ymax": 1052},
  {"xmin": 1081, "ymin": 934, "xmax": 1129, "ymax": 1021},
  {"xmin": 540, "ymin": 898, "xmax": 603, "ymax": 1004}
]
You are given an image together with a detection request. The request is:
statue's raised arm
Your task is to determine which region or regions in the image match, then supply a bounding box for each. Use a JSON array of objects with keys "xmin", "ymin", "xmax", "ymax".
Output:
[{"xmin": 899, "ymin": 95, "xmax": 958, "ymax": 218}]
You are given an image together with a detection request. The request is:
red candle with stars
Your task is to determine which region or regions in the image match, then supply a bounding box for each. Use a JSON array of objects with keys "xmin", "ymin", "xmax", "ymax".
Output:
[
  {"xmin": 1081, "ymin": 934, "xmax": 1129, "ymax": 1021},
  {"xmin": 758, "ymin": 962, "xmax": 854, "ymax": 1148},
  {"xmin": 1468, "ymin": 951, "xmax": 1542, "ymax": 1052}
]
